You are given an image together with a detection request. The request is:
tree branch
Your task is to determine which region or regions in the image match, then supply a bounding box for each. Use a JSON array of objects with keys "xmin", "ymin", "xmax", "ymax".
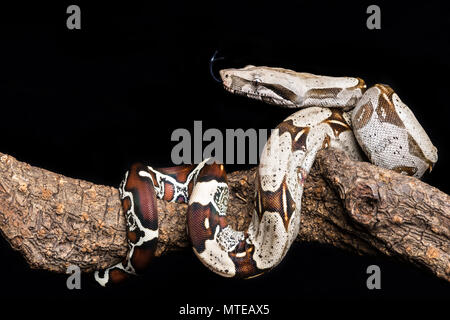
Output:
[{"xmin": 0, "ymin": 149, "xmax": 448, "ymax": 281}]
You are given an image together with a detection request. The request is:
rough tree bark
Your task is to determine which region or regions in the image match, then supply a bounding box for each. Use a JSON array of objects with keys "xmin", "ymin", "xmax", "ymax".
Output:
[{"xmin": 0, "ymin": 149, "xmax": 448, "ymax": 281}]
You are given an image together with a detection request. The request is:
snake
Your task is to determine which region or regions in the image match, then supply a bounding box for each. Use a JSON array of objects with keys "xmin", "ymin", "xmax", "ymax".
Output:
[{"xmin": 94, "ymin": 65, "xmax": 438, "ymax": 286}]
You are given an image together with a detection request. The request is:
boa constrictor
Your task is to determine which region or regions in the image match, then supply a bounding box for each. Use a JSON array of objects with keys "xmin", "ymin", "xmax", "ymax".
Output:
[{"xmin": 94, "ymin": 65, "xmax": 438, "ymax": 286}]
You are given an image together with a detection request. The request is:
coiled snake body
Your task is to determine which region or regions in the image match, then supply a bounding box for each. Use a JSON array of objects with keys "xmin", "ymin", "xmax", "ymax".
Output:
[{"xmin": 95, "ymin": 66, "xmax": 437, "ymax": 286}]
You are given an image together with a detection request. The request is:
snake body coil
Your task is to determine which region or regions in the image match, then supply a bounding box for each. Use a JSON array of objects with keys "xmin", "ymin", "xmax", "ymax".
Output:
[{"xmin": 95, "ymin": 66, "xmax": 437, "ymax": 286}]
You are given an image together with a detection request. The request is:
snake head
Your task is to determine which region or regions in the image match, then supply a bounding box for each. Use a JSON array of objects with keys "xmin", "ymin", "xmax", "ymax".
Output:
[
  {"xmin": 220, "ymin": 65, "xmax": 304, "ymax": 107},
  {"xmin": 220, "ymin": 65, "xmax": 366, "ymax": 109}
]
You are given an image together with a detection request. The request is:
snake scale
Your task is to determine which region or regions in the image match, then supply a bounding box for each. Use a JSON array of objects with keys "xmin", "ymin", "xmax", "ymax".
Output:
[{"xmin": 94, "ymin": 65, "xmax": 438, "ymax": 286}]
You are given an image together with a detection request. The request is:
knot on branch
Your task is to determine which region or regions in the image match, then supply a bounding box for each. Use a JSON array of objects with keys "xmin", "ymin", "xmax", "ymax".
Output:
[{"xmin": 345, "ymin": 183, "xmax": 380, "ymax": 227}]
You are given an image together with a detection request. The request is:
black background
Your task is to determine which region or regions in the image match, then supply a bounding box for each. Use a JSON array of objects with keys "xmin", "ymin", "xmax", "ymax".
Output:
[{"xmin": 0, "ymin": 0, "xmax": 449, "ymax": 315}]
